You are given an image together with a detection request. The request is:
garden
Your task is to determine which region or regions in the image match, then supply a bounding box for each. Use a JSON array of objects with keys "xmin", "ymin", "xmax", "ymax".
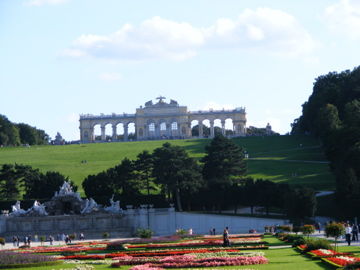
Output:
[{"xmin": 1, "ymin": 228, "xmax": 360, "ymax": 270}]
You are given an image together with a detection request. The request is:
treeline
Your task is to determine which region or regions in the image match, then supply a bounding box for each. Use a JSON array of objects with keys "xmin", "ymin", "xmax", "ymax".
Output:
[
  {"xmin": 0, "ymin": 114, "xmax": 49, "ymax": 146},
  {"xmin": 292, "ymin": 66, "xmax": 360, "ymax": 217},
  {"xmin": 0, "ymin": 135, "xmax": 317, "ymax": 219},
  {"xmin": 82, "ymin": 135, "xmax": 316, "ymax": 218},
  {"xmin": 0, "ymin": 164, "xmax": 77, "ymax": 201}
]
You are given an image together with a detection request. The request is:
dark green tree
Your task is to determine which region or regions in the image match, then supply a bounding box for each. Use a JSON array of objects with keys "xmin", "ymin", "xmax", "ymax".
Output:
[
  {"xmin": 152, "ymin": 142, "xmax": 203, "ymax": 211},
  {"xmin": 110, "ymin": 158, "xmax": 140, "ymax": 197},
  {"xmin": 23, "ymin": 171, "xmax": 74, "ymax": 200},
  {"xmin": 134, "ymin": 150, "xmax": 155, "ymax": 197},
  {"xmin": 202, "ymin": 135, "xmax": 246, "ymax": 186},
  {"xmin": 0, "ymin": 164, "xmax": 21, "ymax": 200}
]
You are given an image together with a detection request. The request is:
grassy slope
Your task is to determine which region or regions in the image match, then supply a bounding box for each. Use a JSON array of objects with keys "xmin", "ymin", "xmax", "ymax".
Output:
[{"xmin": 0, "ymin": 135, "xmax": 335, "ymax": 194}]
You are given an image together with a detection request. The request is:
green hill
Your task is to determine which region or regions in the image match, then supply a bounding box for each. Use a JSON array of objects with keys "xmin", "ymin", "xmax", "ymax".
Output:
[{"xmin": 0, "ymin": 135, "xmax": 335, "ymax": 194}]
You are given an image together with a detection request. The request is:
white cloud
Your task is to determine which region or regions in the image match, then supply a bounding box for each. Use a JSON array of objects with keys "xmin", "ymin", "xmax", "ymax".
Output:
[
  {"xmin": 25, "ymin": 0, "xmax": 69, "ymax": 6},
  {"xmin": 63, "ymin": 8, "xmax": 317, "ymax": 61},
  {"xmin": 64, "ymin": 17, "xmax": 204, "ymax": 61},
  {"xmin": 324, "ymin": 0, "xmax": 360, "ymax": 39},
  {"xmin": 99, "ymin": 72, "xmax": 122, "ymax": 81}
]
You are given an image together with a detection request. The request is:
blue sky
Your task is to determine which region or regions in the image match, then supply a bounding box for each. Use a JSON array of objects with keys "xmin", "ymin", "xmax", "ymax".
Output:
[{"xmin": 1, "ymin": 0, "xmax": 360, "ymax": 140}]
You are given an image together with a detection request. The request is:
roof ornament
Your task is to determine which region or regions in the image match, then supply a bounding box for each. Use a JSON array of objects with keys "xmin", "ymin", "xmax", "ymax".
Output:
[{"xmin": 156, "ymin": 95, "xmax": 166, "ymax": 103}]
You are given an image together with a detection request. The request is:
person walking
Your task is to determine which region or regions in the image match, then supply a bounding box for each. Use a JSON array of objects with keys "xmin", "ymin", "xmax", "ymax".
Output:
[
  {"xmin": 223, "ymin": 227, "xmax": 230, "ymax": 247},
  {"xmin": 352, "ymin": 224, "xmax": 358, "ymax": 241},
  {"xmin": 345, "ymin": 223, "xmax": 352, "ymax": 246}
]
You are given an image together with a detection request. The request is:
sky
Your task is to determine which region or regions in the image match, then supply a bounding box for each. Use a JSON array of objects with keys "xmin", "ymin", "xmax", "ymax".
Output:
[{"xmin": 1, "ymin": 0, "xmax": 360, "ymax": 141}]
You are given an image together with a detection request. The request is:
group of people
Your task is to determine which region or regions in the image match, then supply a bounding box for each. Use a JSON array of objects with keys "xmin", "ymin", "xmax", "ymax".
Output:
[
  {"xmin": 344, "ymin": 223, "xmax": 359, "ymax": 246},
  {"xmin": 12, "ymin": 235, "xmax": 32, "ymax": 247},
  {"xmin": 11, "ymin": 232, "xmax": 85, "ymax": 247}
]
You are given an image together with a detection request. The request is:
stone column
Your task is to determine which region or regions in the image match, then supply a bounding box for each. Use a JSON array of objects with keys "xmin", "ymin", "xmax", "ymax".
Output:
[
  {"xmin": 210, "ymin": 120, "xmax": 215, "ymax": 138},
  {"xmin": 166, "ymin": 123, "xmax": 171, "ymax": 138},
  {"xmin": 124, "ymin": 125, "xmax": 128, "ymax": 141},
  {"xmin": 199, "ymin": 122, "xmax": 203, "ymax": 138},
  {"xmin": 221, "ymin": 120, "xmax": 226, "ymax": 135},
  {"xmin": 112, "ymin": 125, "xmax": 117, "ymax": 141},
  {"xmin": 155, "ymin": 124, "xmax": 160, "ymax": 138},
  {"xmin": 101, "ymin": 126, "xmax": 106, "ymax": 141}
]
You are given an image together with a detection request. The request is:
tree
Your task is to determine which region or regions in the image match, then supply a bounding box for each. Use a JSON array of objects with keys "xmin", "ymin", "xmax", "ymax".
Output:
[
  {"xmin": 134, "ymin": 150, "xmax": 155, "ymax": 197},
  {"xmin": 285, "ymin": 187, "xmax": 317, "ymax": 218},
  {"xmin": 0, "ymin": 164, "xmax": 21, "ymax": 200},
  {"xmin": 152, "ymin": 143, "xmax": 203, "ymax": 211},
  {"xmin": 325, "ymin": 222, "xmax": 345, "ymax": 250},
  {"xmin": 111, "ymin": 158, "xmax": 141, "ymax": 197},
  {"xmin": 301, "ymin": 224, "xmax": 315, "ymax": 239},
  {"xmin": 83, "ymin": 172, "xmax": 114, "ymax": 202},
  {"xmin": 202, "ymin": 135, "xmax": 246, "ymax": 187},
  {"xmin": 23, "ymin": 171, "xmax": 73, "ymax": 200},
  {"xmin": 0, "ymin": 115, "xmax": 20, "ymax": 146}
]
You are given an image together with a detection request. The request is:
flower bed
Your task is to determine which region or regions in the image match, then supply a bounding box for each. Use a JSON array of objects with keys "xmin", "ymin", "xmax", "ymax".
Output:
[
  {"xmin": 322, "ymin": 256, "xmax": 360, "ymax": 267},
  {"xmin": 308, "ymin": 249, "xmax": 352, "ymax": 258},
  {"xmin": 111, "ymin": 254, "xmax": 268, "ymax": 268}
]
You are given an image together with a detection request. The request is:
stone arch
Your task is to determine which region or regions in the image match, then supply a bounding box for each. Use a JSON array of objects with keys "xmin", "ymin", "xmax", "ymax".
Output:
[
  {"xmin": 127, "ymin": 122, "xmax": 136, "ymax": 141},
  {"xmin": 92, "ymin": 123, "xmax": 101, "ymax": 141},
  {"xmin": 190, "ymin": 120, "xmax": 199, "ymax": 137},
  {"xmin": 225, "ymin": 118, "xmax": 234, "ymax": 136}
]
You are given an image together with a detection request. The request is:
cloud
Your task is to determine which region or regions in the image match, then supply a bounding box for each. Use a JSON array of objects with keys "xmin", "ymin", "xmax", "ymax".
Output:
[
  {"xmin": 324, "ymin": 0, "xmax": 360, "ymax": 39},
  {"xmin": 25, "ymin": 0, "xmax": 69, "ymax": 6},
  {"xmin": 204, "ymin": 8, "xmax": 316, "ymax": 56},
  {"xmin": 63, "ymin": 8, "xmax": 317, "ymax": 61},
  {"xmin": 99, "ymin": 72, "xmax": 122, "ymax": 81}
]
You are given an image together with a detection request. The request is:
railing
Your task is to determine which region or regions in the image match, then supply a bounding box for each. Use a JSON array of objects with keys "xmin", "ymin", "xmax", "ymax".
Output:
[{"xmin": 80, "ymin": 113, "xmax": 136, "ymax": 120}]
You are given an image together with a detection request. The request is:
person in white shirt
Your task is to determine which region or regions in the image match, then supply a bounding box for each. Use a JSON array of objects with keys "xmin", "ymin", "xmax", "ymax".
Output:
[{"xmin": 345, "ymin": 223, "xmax": 352, "ymax": 246}]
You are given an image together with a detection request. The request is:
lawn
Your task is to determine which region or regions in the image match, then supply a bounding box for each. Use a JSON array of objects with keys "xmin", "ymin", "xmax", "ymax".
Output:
[{"xmin": 0, "ymin": 135, "xmax": 334, "ymax": 194}]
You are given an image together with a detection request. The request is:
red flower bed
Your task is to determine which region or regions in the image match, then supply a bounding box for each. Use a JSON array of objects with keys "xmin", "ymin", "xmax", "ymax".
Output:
[
  {"xmin": 308, "ymin": 249, "xmax": 352, "ymax": 258},
  {"xmin": 322, "ymin": 256, "xmax": 360, "ymax": 267}
]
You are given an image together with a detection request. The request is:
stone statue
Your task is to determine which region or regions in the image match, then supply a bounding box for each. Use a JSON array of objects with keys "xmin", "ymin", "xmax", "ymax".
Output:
[
  {"xmin": 58, "ymin": 181, "xmax": 73, "ymax": 195},
  {"xmin": 170, "ymin": 99, "xmax": 178, "ymax": 105},
  {"xmin": 104, "ymin": 195, "xmax": 123, "ymax": 214},
  {"xmin": 27, "ymin": 200, "xmax": 48, "ymax": 216},
  {"xmin": 10, "ymin": 201, "xmax": 27, "ymax": 216},
  {"xmin": 81, "ymin": 198, "xmax": 99, "ymax": 214},
  {"xmin": 145, "ymin": 100, "xmax": 153, "ymax": 107},
  {"xmin": 54, "ymin": 181, "xmax": 81, "ymax": 201}
]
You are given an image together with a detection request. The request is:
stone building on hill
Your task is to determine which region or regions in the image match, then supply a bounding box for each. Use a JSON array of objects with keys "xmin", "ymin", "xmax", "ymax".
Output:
[{"xmin": 79, "ymin": 97, "xmax": 247, "ymax": 143}]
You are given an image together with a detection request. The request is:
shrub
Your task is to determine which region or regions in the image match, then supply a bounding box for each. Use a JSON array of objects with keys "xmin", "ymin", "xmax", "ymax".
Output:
[
  {"xmin": 69, "ymin": 234, "xmax": 76, "ymax": 240},
  {"xmin": 292, "ymin": 237, "xmax": 306, "ymax": 247},
  {"xmin": 301, "ymin": 224, "xmax": 315, "ymax": 237},
  {"xmin": 176, "ymin": 228, "xmax": 188, "ymax": 236},
  {"xmin": 325, "ymin": 222, "xmax": 345, "ymax": 250},
  {"xmin": 345, "ymin": 262, "xmax": 360, "ymax": 269},
  {"xmin": 0, "ymin": 238, "xmax": 5, "ymax": 245},
  {"xmin": 136, "ymin": 228, "xmax": 153, "ymax": 238},
  {"xmin": 102, "ymin": 232, "xmax": 110, "ymax": 239},
  {"xmin": 106, "ymin": 242, "xmax": 128, "ymax": 251},
  {"xmin": 39, "ymin": 236, "xmax": 46, "ymax": 245},
  {"xmin": 303, "ymin": 238, "xmax": 332, "ymax": 252}
]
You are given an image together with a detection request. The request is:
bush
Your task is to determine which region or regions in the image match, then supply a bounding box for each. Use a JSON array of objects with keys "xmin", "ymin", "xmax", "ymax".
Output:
[
  {"xmin": 136, "ymin": 228, "xmax": 153, "ymax": 238},
  {"xmin": 176, "ymin": 228, "xmax": 188, "ymax": 236},
  {"xmin": 102, "ymin": 232, "xmax": 110, "ymax": 239},
  {"xmin": 325, "ymin": 222, "xmax": 345, "ymax": 250},
  {"xmin": 106, "ymin": 242, "xmax": 128, "ymax": 251},
  {"xmin": 292, "ymin": 237, "xmax": 306, "ymax": 247},
  {"xmin": 0, "ymin": 238, "xmax": 5, "ymax": 245},
  {"xmin": 301, "ymin": 224, "xmax": 315, "ymax": 237},
  {"xmin": 303, "ymin": 238, "xmax": 332, "ymax": 252},
  {"xmin": 69, "ymin": 234, "xmax": 76, "ymax": 240}
]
